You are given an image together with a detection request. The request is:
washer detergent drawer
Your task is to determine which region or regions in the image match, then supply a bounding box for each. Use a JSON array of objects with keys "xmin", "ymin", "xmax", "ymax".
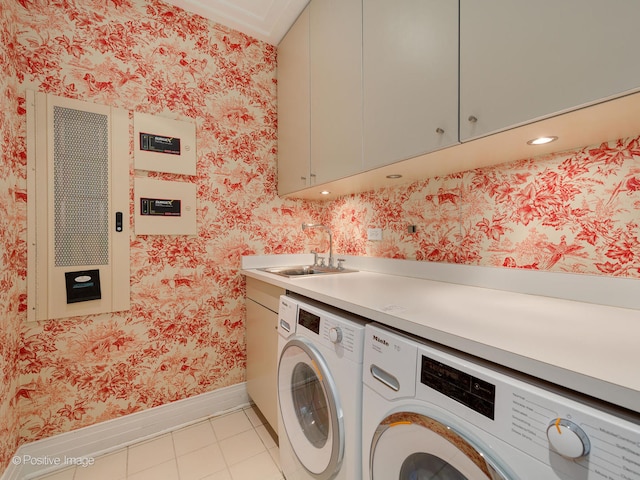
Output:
[
  {"xmin": 278, "ymin": 295, "xmax": 298, "ymax": 338},
  {"xmin": 363, "ymin": 324, "xmax": 418, "ymax": 400}
]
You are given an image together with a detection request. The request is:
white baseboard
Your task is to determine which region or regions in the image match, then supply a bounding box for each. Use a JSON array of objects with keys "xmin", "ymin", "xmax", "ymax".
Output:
[{"xmin": 3, "ymin": 382, "xmax": 249, "ymax": 480}]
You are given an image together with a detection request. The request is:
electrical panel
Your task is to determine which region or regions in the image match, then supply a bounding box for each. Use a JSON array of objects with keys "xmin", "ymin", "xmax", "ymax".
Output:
[
  {"xmin": 133, "ymin": 111, "xmax": 196, "ymax": 175},
  {"xmin": 26, "ymin": 92, "xmax": 130, "ymax": 321},
  {"xmin": 134, "ymin": 177, "xmax": 197, "ymax": 235}
]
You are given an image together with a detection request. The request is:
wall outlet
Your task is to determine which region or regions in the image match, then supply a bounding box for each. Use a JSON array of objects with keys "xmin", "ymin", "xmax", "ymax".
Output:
[{"xmin": 367, "ymin": 228, "xmax": 383, "ymax": 241}]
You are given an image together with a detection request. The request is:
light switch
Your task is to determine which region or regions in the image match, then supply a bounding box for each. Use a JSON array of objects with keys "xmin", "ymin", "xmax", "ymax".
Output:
[{"xmin": 367, "ymin": 228, "xmax": 383, "ymax": 241}]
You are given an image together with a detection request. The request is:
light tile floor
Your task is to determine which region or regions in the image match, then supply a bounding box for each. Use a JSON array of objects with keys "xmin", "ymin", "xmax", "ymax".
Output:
[{"xmin": 34, "ymin": 405, "xmax": 283, "ymax": 480}]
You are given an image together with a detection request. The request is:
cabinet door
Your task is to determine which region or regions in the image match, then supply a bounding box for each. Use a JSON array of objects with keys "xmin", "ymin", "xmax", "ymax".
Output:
[
  {"xmin": 310, "ymin": 0, "xmax": 363, "ymax": 184},
  {"xmin": 460, "ymin": 0, "xmax": 640, "ymax": 141},
  {"xmin": 246, "ymin": 298, "xmax": 279, "ymax": 433},
  {"xmin": 277, "ymin": 6, "xmax": 310, "ymax": 195},
  {"xmin": 363, "ymin": 0, "xmax": 459, "ymax": 169}
]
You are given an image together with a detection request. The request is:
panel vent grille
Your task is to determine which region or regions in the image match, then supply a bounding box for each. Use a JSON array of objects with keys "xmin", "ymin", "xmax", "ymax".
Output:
[{"xmin": 53, "ymin": 106, "xmax": 109, "ymax": 267}]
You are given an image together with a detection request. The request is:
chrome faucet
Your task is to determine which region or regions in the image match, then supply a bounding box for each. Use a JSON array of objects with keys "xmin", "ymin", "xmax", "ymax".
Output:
[{"xmin": 302, "ymin": 223, "xmax": 334, "ymax": 268}]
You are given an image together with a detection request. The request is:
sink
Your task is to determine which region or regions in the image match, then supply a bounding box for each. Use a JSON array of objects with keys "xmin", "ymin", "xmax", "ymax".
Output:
[{"xmin": 258, "ymin": 265, "xmax": 357, "ymax": 278}]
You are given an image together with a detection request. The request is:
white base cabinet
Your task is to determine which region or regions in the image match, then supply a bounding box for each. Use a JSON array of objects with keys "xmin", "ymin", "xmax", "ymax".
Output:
[{"xmin": 245, "ymin": 278, "xmax": 284, "ymax": 434}]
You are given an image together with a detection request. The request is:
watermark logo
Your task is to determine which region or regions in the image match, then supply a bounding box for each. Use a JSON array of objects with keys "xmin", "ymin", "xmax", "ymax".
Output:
[{"xmin": 12, "ymin": 455, "xmax": 95, "ymax": 468}]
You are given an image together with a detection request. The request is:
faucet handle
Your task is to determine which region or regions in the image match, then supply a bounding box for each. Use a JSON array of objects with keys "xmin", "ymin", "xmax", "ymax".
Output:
[
  {"xmin": 311, "ymin": 250, "xmax": 318, "ymax": 266},
  {"xmin": 337, "ymin": 258, "xmax": 346, "ymax": 270},
  {"xmin": 317, "ymin": 257, "xmax": 326, "ymax": 267}
]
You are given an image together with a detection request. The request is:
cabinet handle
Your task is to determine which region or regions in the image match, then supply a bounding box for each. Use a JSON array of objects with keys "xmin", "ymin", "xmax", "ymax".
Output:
[
  {"xmin": 301, "ymin": 176, "xmax": 307, "ymax": 181},
  {"xmin": 435, "ymin": 127, "xmax": 445, "ymax": 134},
  {"xmin": 468, "ymin": 115, "xmax": 478, "ymax": 123},
  {"xmin": 310, "ymin": 173, "xmax": 316, "ymax": 177}
]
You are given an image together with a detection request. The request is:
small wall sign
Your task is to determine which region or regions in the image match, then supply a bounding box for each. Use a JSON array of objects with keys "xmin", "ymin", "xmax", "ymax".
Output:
[
  {"xmin": 65, "ymin": 269, "xmax": 102, "ymax": 304},
  {"xmin": 139, "ymin": 133, "xmax": 181, "ymax": 155},
  {"xmin": 140, "ymin": 198, "xmax": 182, "ymax": 216},
  {"xmin": 133, "ymin": 111, "xmax": 196, "ymax": 175},
  {"xmin": 134, "ymin": 177, "xmax": 196, "ymax": 235}
]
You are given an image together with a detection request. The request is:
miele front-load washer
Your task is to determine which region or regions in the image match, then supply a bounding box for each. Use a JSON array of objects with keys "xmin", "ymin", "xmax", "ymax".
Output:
[
  {"xmin": 277, "ymin": 294, "xmax": 367, "ymax": 480},
  {"xmin": 363, "ymin": 323, "xmax": 640, "ymax": 479}
]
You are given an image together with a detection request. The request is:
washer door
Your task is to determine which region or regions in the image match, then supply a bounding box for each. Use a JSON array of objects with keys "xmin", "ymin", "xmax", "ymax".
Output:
[
  {"xmin": 278, "ymin": 337, "xmax": 344, "ymax": 479},
  {"xmin": 370, "ymin": 412, "xmax": 512, "ymax": 480}
]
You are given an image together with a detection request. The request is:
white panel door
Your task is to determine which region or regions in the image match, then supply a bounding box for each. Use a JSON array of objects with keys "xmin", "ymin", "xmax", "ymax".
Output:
[
  {"xmin": 309, "ymin": 0, "xmax": 363, "ymax": 185},
  {"xmin": 460, "ymin": 0, "xmax": 640, "ymax": 141},
  {"xmin": 246, "ymin": 299, "xmax": 279, "ymax": 434},
  {"xmin": 277, "ymin": 6, "xmax": 311, "ymax": 195},
  {"xmin": 363, "ymin": 0, "xmax": 459, "ymax": 169},
  {"xmin": 27, "ymin": 92, "xmax": 130, "ymax": 321}
]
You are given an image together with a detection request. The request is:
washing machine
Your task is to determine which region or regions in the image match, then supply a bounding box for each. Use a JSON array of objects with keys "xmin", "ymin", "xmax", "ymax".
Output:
[
  {"xmin": 277, "ymin": 294, "xmax": 368, "ymax": 480},
  {"xmin": 362, "ymin": 323, "xmax": 640, "ymax": 480}
]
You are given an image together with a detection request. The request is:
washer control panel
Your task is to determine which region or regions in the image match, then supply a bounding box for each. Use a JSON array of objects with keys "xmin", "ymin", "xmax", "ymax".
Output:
[
  {"xmin": 546, "ymin": 418, "xmax": 590, "ymax": 459},
  {"xmin": 420, "ymin": 353, "xmax": 496, "ymax": 420},
  {"xmin": 417, "ymin": 342, "xmax": 640, "ymax": 480},
  {"xmin": 368, "ymin": 324, "xmax": 640, "ymax": 480},
  {"xmin": 281, "ymin": 295, "xmax": 367, "ymax": 362},
  {"xmin": 505, "ymin": 387, "xmax": 640, "ymax": 480}
]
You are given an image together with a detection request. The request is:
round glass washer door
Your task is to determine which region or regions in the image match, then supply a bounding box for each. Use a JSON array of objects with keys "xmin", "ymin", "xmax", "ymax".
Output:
[
  {"xmin": 278, "ymin": 337, "xmax": 344, "ymax": 479},
  {"xmin": 370, "ymin": 412, "xmax": 512, "ymax": 480}
]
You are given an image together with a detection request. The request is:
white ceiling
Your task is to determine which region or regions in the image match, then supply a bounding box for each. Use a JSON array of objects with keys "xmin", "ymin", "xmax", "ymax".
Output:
[{"xmin": 162, "ymin": 0, "xmax": 309, "ymax": 45}]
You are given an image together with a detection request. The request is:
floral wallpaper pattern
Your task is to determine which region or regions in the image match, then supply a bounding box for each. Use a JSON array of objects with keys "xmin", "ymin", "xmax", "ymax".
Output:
[
  {"xmin": 1, "ymin": 0, "xmax": 324, "ymax": 470},
  {"xmin": 1, "ymin": 0, "xmax": 639, "ymax": 473},
  {"xmin": 1, "ymin": 0, "xmax": 25, "ymax": 469},
  {"xmin": 329, "ymin": 137, "xmax": 640, "ymax": 277}
]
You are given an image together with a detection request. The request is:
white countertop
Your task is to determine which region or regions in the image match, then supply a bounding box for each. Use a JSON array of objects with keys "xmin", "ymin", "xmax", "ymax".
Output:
[{"xmin": 242, "ymin": 255, "xmax": 640, "ymax": 414}]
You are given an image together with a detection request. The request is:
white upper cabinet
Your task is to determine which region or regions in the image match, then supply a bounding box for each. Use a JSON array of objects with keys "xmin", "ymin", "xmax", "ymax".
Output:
[
  {"xmin": 460, "ymin": 0, "xmax": 640, "ymax": 141},
  {"xmin": 278, "ymin": 0, "xmax": 640, "ymax": 198},
  {"xmin": 363, "ymin": 0, "xmax": 459, "ymax": 169},
  {"xmin": 277, "ymin": 6, "xmax": 310, "ymax": 196},
  {"xmin": 309, "ymin": 0, "xmax": 363, "ymax": 184}
]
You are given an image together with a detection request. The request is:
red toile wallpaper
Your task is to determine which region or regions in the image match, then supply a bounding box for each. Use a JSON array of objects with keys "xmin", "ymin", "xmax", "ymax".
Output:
[
  {"xmin": 1, "ymin": 0, "xmax": 639, "ymax": 472},
  {"xmin": 1, "ymin": 0, "xmax": 324, "ymax": 469},
  {"xmin": 1, "ymin": 0, "xmax": 25, "ymax": 468},
  {"xmin": 330, "ymin": 138, "xmax": 640, "ymax": 276}
]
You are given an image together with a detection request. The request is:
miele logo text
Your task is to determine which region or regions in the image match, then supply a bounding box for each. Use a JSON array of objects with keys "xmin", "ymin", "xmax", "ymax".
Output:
[{"xmin": 372, "ymin": 335, "xmax": 389, "ymax": 347}]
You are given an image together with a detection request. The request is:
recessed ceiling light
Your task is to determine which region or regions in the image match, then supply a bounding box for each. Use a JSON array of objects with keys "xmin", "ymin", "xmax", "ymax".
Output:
[
  {"xmin": 386, "ymin": 174, "xmax": 402, "ymax": 179},
  {"xmin": 527, "ymin": 136, "xmax": 558, "ymax": 145},
  {"xmin": 320, "ymin": 190, "xmax": 330, "ymax": 195}
]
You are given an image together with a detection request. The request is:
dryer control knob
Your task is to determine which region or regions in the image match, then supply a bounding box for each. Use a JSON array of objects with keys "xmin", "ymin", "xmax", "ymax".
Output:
[
  {"xmin": 329, "ymin": 327, "xmax": 343, "ymax": 344},
  {"xmin": 546, "ymin": 418, "xmax": 591, "ymax": 459}
]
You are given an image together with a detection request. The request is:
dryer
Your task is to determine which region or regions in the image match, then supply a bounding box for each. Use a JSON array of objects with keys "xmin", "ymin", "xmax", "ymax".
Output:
[
  {"xmin": 362, "ymin": 323, "xmax": 640, "ymax": 479},
  {"xmin": 277, "ymin": 294, "xmax": 367, "ymax": 480}
]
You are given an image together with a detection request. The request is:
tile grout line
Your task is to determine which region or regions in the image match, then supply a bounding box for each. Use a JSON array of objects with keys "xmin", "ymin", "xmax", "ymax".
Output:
[
  {"xmin": 217, "ymin": 408, "xmax": 273, "ymax": 480},
  {"xmin": 168, "ymin": 428, "xmax": 178, "ymax": 480},
  {"xmin": 124, "ymin": 446, "xmax": 129, "ymax": 480},
  {"xmin": 209, "ymin": 415, "xmax": 231, "ymax": 480},
  {"xmin": 34, "ymin": 405, "xmax": 281, "ymax": 480}
]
